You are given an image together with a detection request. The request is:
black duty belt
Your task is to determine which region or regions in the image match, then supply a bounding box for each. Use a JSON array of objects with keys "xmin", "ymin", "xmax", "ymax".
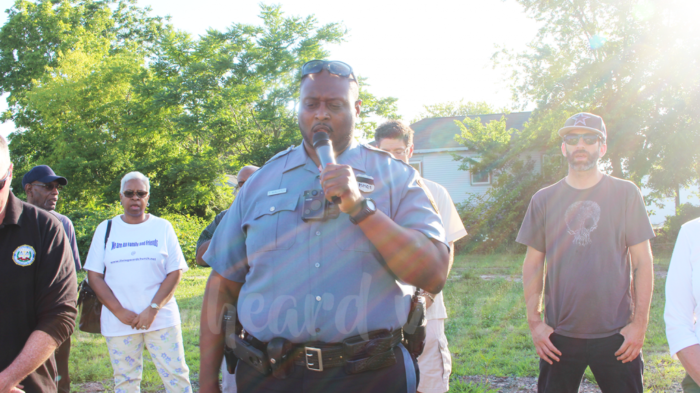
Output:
[{"xmin": 242, "ymin": 329, "xmax": 403, "ymax": 376}]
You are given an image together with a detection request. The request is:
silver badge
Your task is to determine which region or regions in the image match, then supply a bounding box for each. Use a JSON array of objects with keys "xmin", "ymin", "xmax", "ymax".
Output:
[{"xmin": 267, "ymin": 188, "xmax": 287, "ymax": 196}]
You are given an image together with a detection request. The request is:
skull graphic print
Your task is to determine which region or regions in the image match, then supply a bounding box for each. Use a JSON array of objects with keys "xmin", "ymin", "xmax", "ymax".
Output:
[{"xmin": 564, "ymin": 201, "xmax": 601, "ymax": 246}]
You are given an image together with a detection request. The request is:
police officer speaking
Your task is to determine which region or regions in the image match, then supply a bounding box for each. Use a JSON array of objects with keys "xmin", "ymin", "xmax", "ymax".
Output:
[{"xmin": 199, "ymin": 60, "xmax": 449, "ymax": 393}]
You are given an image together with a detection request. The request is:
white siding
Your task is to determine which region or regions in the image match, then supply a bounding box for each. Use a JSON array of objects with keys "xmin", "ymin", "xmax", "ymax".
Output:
[{"xmin": 412, "ymin": 151, "xmax": 490, "ymax": 204}]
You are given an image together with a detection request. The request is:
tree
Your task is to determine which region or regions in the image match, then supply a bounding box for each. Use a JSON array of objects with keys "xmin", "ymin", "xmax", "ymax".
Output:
[
  {"xmin": 0, "ymin": 1, "xmax": 400, "ymax": 218},
  {"xmin": 458, "ymin": 0, "xmax": 700, "ymax": 251},
  {"xmin": 495, "ymin": 0, "xmax": 700, "ymax": 204},
  {"xmin": 411, "ymin": 100, "xmax": 499, "ymax": 123}
]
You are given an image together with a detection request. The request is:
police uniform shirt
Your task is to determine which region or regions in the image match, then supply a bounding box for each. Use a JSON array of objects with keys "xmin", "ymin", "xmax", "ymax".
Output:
[
  {"xmin": 204, "ymin": 140, "xmax": 447, "ymax": 344},
  {"xmin": 0, "ymin": 192, "xmax": 77, "ymax": 392}
]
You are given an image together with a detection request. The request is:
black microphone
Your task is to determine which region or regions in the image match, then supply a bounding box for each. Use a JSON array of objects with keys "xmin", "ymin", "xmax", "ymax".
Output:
[{"xmin": 313, "ymin": 131, "xmax": 336, "ymax": 169}]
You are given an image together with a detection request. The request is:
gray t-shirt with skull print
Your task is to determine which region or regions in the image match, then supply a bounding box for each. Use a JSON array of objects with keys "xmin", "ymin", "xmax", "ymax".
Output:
[{"xmin": 516, "ymin": 175, "xmax": 654, "ymax": 339}]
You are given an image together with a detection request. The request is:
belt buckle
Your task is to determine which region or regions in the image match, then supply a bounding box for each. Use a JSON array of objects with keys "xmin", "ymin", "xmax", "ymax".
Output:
[{"xmin": 305, "ymin": 347, "xmax": 323, "ymax": 372}]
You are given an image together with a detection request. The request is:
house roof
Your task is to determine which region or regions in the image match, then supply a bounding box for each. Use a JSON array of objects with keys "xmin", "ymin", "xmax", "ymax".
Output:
[{"xmin": 410, "ymin": 111, "xmax": 531, "ymax": 151}]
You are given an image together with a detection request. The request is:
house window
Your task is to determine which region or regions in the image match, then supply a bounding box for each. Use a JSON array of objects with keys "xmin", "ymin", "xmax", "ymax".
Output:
[
  {"xmin": 409, "ymin": 161, "xmax": 422, "ymax": 176},
  {"xmin": 471, "ymin": 169, "xmax": 491, "ymax": 185}
]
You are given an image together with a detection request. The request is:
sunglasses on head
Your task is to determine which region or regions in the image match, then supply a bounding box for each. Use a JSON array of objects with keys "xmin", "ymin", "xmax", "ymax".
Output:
[
  {"xmin": 123, "ymin": 190, "xmax": 148, "ymax": 198},
  {"xmin": 301, "ymin": 60, "xmax": 356, "ymax": 82},
  {"xmin": 563, "ymin": 133, "xmax": 602, "ymax": 146},
  {"xmin": 32, "ymin": 182, "xmax": 63, "ymax": 191}
]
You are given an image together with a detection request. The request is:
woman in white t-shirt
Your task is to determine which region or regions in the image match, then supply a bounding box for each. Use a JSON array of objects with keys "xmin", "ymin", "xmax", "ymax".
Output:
[{"xmin": 85, "ymin": 172, "xmax": 192, "ymax": 393}]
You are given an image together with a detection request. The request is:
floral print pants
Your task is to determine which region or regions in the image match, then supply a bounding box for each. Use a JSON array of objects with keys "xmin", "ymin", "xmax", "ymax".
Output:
[{"xmin": 105, "ymin": 324, "xmax": 192, "ymax": 393}]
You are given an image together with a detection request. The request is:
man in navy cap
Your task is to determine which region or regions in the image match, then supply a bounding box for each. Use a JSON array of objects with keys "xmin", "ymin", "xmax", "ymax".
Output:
[{"xmin": 23, "ymin": 165, "xmax": 80, "ymax": 393}]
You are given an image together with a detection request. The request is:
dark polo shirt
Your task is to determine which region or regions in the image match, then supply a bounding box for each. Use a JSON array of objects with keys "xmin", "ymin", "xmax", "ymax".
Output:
[{"xmin": 0, "ymin": 192, "xmax": 77, "ymax": 393}]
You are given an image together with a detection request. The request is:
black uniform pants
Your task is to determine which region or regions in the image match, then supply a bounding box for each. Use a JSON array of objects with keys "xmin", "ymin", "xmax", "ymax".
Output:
[
  {"xmin": 55, "ymin": 336, "xmax": 71, "ymax": 393},
  {"xmin": 236, "ymin": 345, "xmax": 418, "ymax": 393},
  {"xmin": 538, "ymin": 333, "xmax": 643, "ymax": 393}
]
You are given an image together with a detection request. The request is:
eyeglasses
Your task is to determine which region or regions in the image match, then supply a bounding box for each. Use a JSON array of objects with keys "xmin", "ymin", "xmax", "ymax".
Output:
[
  {"xmin": 0, "ymin": 167, "xmax": 10, "ymax": 190},
  {"xmin": 32, "ymin": 182, "xmax": 63, "ymax": 191},
  {"xmin": 301, "ymin": 60, "xmax": 357, "ymax": 82},
  {"xmin": 123, "ymin": 190, "xmax": 149, "ymax": 198},
  {"xmin": 563, "ymin": 133, "xmax": 603, "ymax": 146},
  {"xmin": 387, "ymin": 148, "xmax": 409, "ymax": 158}
]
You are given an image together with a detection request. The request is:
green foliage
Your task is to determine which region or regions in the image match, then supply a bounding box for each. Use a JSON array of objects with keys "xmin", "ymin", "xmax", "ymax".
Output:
[
  {"xmin": 653, "ymin": 203, "xmax": 700, "ymax": 251},
  {"xmin": 0, "ymin": 1, "xmax": 398, "ymax": 219},
  {"xmin": 158, "ymin": 212, "xmax": 207, "ymax": 267},
  {"xmin": 355, "ymin": 77, "xmax": 400, "ymax": 140},
  {"xmin": 66, "ymin": 202, "xmax": 123, "ymax": 262},
  {"xmin": 495, "ymin": 0, "xmax": 700, "ymax": 198},
  {"xmin": 411, "ymin": 100, "xmax": 500, "ymax": 123},
  {"xmin": 458, "ymin": 0, "xmax": 700, "ymax": 251}
]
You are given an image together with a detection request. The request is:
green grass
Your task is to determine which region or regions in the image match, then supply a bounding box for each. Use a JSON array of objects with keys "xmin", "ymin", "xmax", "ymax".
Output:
[
  {"xmin": 446, "ymin": 252, "xmax": 685, "ymax": 392},
  {"xmin": 70, "ymin": 253, "xmax": 686, "ymax": 392}
]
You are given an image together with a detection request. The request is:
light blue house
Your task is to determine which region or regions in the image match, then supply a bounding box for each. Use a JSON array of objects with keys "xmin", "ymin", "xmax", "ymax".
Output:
[{"xmin": 409, "ymin": 112, "xmax": 532, "ymax": 205}]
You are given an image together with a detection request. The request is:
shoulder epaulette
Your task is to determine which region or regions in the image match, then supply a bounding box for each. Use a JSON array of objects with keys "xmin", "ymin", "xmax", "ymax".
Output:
[
  {"xmin": 264, "ymin": 144, "xmax": 295, "ymax": 165},
  {"xmin": 361, "ymin": 142, "xmax": 416, "ymax": 169}
]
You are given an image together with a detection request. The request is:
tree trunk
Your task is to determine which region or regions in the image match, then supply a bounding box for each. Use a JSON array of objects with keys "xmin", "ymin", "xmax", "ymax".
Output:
[{"xmin": 676, "ymin": 183, "xmax": 681, "ymax": 213}]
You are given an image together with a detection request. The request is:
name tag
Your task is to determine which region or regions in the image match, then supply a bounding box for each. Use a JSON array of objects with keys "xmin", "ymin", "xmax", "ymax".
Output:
[
  {"xmin": 356, "ymin": 175, "xmax": 375, "ymax": 193},
  {"xmin": 267, "ymin": 188, "xmax": 287, "ymax": 196}
]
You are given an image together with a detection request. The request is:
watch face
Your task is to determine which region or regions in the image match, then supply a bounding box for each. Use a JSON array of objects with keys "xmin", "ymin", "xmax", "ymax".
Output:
[{"xmin": 366, "ymin": 199, "xmax": 376, "ymax": 211}]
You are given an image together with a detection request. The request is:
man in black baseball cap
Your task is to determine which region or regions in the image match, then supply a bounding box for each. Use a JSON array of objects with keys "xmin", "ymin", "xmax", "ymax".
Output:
[{"xmin": 22, "ymin": 165, "xmax": 79, "ymax": 393}]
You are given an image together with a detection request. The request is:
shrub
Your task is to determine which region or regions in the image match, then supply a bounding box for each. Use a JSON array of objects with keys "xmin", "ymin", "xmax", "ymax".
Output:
[
  {"xmin": 159, "ymin": 212, "xmax": 208, "ymax": 267},
  {"xmin": 653, "ymin": 203, "xmax": 700, "ymax": 252},
  {"xmin": 67, "ymin": 203, "xmax": 124, "ymax": 263}
]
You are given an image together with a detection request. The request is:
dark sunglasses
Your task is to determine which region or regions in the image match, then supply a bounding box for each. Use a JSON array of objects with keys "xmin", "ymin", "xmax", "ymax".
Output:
[
  {"xmin": 301, "ymin": 60, "xmax": 356, "ymax": 82},
  {"xmin": 0, "ymin": 168, "xmax": 9, "ymax": 190},
  {"xmin": 32, "ymin": 182, "xmax": 63, "ymax": 191},
  {"xmin": 563, "ymin": 133, "xmax": 602, "ymax": 146},
  {"xmin": 123, "ymin": 190, "xmax": 149, "ymax": 198}
]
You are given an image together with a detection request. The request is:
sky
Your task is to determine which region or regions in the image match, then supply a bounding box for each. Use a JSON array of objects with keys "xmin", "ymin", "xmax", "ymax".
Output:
[{"xmin": 0, "ymin": 0, "xmax": 540, "ymax": 138}]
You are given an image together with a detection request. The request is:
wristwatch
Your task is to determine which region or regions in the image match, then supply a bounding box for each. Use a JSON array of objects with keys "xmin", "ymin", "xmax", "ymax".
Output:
[
  {"xmin": 349, "ymin": 198, "xmax": 377, "ymax": 225},
  {"xmin": 150, "ymin": 303, "xmax": 160, "ymax": 310}
]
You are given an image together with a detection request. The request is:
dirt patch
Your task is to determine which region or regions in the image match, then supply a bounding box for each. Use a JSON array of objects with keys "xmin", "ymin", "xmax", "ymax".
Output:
[
  {"xmin": 458, "ymin": 375, "xmax": 601, "ymax": 392},
  {"xmin": 449, "ymin": 274, "xmax": 521, "ymax": 282},
  {"xmin": 76, "ymin": 381, "xmax": 108, "ymax": 392}
]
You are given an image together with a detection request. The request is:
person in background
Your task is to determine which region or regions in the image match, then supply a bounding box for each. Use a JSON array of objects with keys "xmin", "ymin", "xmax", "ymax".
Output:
[
  {"xmin": 83, "ymin": 171, "xmax": 192, "ymax": 393},
  {"xmin": 0, "ymin": 136, "xmax": 78, "ymax": 393},
  {"xmin": 195, "ymin": 165, "xmax": 258, "ymax": 392},
  {"xmin": 375, "ymin": 120, "xmax": 467, "ymax": 393},
  {"xmin": 517, "ymin": 113, "xmax": 654, "ymax": 392},
  {"xmin": 665, "ymin": 218, "xmax": 700, "ymax": 392},
  {"xmin": 22, "ymin": 165, "xmax": 80, "ymax": 393},
  {"xmin": 195, "ymin": 165, "xmax": 259, "ymax": 268}
]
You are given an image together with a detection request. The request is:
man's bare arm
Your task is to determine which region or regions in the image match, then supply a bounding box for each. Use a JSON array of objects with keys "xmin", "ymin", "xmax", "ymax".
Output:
[
  {"xmin": 678, "ymin": 345, "xmax": 700, "ymax": 385},
  {"xmin": 615, "ymin": 239, "xmax": 653, "ymax": 363},
  {"xmin": 196, "ymin": 241, "xmax": 211, "ymax": 267},
  {"xmin": 357, "ymin": 210, "xmax": 449, "ymax": 294},
  {"xmin": 321, "ymin": 163, "xmax": 449, "ymax": 294},
  {"xmin": 0, "ymin": 330, "xmax": 58, "ymax": 393},
  {"xmin": 199, "ymin": 271, "xmax": 242, "ymax": 393},
  {"xmin": 522, "ymin": 246, "xmax": 560, "ymax": 364}
]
